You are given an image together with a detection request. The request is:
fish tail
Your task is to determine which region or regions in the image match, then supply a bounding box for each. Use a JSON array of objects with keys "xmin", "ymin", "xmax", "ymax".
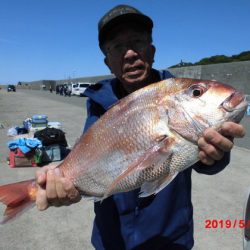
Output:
[{"xmin": 0, "ymin": 179, "xmax": 37, "ymax": 224}]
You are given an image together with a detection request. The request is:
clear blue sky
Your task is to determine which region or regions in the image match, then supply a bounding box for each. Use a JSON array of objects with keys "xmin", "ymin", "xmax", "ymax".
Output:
[{"xmin": 1, "ymin": 0, "xmax": 249, "ymax": 84}]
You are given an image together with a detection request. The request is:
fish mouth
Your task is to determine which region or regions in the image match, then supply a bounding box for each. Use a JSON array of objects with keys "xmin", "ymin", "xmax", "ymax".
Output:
[{"xmin": 222, "ymin": 91, "xmax": 248, "ymax": 112}]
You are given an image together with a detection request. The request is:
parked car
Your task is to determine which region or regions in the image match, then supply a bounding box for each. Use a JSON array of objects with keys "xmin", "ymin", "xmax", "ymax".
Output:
[
  {"xmin": 78, "ymin": 83, "xmax": 92, "ymax": 96},
  {"xmin": 71, "ymin": 82, "xmax": 91, "ymax": 96},
  {"xmin": 71, "ymin": 83, "xmax": 80, "ymax": 96},
  {"xmin": 243, "ymin": 189, "xmax": 250, "ymax": 250},
  {"xmin": 7, "ymin": 85, "xmax": 16, "ymax": 92}
]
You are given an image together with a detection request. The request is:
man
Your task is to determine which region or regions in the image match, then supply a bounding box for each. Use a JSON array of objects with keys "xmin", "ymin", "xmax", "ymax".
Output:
[{"xmin": 36, "ymin": 5, "xmax": 245, "ymax": 250}]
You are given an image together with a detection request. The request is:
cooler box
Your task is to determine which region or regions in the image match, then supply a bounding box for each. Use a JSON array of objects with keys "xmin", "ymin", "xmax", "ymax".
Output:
[
  {"xmin": 29, "ymin": 123, "xmax": 47, "ymax": 132},
  {"xmin": 30, "ymin": 114, "xmax": 48, "ymax": 132},
  {"xmin": 32, "ymin": 114, "xmax": 48, "ymax": 123},
  {"xmin": 9, "ymin": 148, "xmax": 37, "ymax": 168}
]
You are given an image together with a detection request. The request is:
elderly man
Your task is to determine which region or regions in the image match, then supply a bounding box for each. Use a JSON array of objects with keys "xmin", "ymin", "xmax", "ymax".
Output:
[{"xmin": 36, "ymin": 5, "xmax": 245, "ymax": 250}]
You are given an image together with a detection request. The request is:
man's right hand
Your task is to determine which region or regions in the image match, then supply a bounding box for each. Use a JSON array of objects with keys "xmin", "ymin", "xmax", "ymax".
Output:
[{"xmin": 35, "ymin": 164, "xmax": 81, "ymax": 211}]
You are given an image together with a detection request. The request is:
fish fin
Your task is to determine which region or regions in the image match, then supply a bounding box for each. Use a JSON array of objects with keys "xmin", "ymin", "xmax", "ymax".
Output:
[
  {"xmin": 102, "ymin": 136, "xmax": 176, "ymax": 200},
  {"xmin": 0, "ymin": 179, "xmax": 37, "ymax": 224},
  {"xmin": 139, "ymin": 172, "xmax": 178, "ymax": 198}
]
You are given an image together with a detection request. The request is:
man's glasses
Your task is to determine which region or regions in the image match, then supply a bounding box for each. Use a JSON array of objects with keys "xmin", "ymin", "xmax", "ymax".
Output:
[{"xmin": 106, "ymin": 39, "xmax": 151, "ymax": 56}]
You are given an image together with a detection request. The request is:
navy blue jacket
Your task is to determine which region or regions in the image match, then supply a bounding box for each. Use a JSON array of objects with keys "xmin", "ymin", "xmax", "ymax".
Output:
[{"xmin": 83, "ymin": 69, "xmax": 230, "ymax": 250}]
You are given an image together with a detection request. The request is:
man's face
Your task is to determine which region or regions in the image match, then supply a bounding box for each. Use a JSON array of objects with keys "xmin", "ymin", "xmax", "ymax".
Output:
[{"xmin": 103, "ymin": 26, "xmax": 155, "ymax": 93}]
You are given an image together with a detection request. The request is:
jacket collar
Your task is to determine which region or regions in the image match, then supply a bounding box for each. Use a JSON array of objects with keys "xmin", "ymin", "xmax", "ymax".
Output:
[
  {"xmin": 83, "ymin": 78, "xmax": 119, "ymax": 110},
  {"xmin": 83, "ymin": 69, "xmax": 174, "ymax": 111}
]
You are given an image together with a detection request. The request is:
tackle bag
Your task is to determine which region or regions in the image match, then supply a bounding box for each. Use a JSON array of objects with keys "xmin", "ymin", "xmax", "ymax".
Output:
[
  {"xmin": 39, "ymin": 144, "xmax": 69, "ymax": 163},
  {"xmin": 34, "ymin": 127, "xmax": 68, "ymax": 147}
]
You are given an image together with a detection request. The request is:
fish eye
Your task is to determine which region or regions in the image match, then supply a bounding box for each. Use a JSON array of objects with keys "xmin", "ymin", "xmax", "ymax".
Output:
[
  {"xmin": 193, "ymin": 88, "xmax": 202, "ymax": 97},
  {"xmin": 189, "ymin": 84, "xmax": 206, "ymax": 98}
]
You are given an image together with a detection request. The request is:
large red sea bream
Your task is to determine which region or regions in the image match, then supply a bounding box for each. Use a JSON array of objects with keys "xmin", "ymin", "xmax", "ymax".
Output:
[{"xmin": 0, "ymin": 78, "xmax": 247, "ymax": 224}]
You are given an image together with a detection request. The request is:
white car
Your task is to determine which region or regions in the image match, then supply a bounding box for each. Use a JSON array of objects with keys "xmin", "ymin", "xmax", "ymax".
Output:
[
  {"xmin": 71, "ymin": 83, "xmax": 80, "ymax": 95},
  {"xmin": 74, "ymin": 82, "xmax": 91, "ymax": 96}
]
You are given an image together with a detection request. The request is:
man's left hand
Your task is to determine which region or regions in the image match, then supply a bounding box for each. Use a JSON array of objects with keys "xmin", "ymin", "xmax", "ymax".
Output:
[{"xmin": 198, "ymin": 121, "xmax": 245, "ymax": 165}]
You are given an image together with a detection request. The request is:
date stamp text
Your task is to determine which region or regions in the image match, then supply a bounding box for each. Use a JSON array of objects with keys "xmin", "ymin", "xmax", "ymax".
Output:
[{"xmin": 205, "ymin": 219, "xmax": 250, "ymax": 229}]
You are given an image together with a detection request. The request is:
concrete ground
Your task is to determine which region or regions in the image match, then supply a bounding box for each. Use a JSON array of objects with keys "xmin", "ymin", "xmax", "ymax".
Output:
[{"xmin": 0, "ymin": 89, "xmax": 249, "ymax": 250}]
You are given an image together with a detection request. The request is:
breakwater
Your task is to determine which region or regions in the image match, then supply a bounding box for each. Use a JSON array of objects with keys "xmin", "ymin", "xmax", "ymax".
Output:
[
  {"xmin": 168, "ymin": 60, "xmax": 250, "ymax": 94},
  {"xmin": 17, "ymin": 61, "xmax": 250, "ymax": 95}
]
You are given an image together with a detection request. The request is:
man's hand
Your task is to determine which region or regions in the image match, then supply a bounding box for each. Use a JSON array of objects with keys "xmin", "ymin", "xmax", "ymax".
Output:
[
  {"xmin": 198, "ymin": 121, "xmax": 245, "ymax": 165},
  {"xmin": 35, "ymin": 164, "xmax": 81, "ymax": 211}
]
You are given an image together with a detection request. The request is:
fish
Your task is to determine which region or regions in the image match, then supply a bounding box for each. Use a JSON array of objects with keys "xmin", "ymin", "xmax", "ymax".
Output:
[{"xmin": 0, "ymin": 78, "xmax": 247, "ymax": 224}]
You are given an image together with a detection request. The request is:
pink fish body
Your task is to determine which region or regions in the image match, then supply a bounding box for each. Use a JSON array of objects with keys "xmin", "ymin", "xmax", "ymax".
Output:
[{"xmin": 0, "ymin": 78, "xmax": 247, "ymax": 223}]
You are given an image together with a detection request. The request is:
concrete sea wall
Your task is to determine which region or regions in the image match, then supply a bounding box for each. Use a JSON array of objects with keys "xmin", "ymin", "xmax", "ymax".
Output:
[
  {"xmin": 168, "ymin": 61, "xmax": 250, "ymax": 94},
  {"xmin": 15, "ymin": 60, "xmax": 250, "ymax": 94}
]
